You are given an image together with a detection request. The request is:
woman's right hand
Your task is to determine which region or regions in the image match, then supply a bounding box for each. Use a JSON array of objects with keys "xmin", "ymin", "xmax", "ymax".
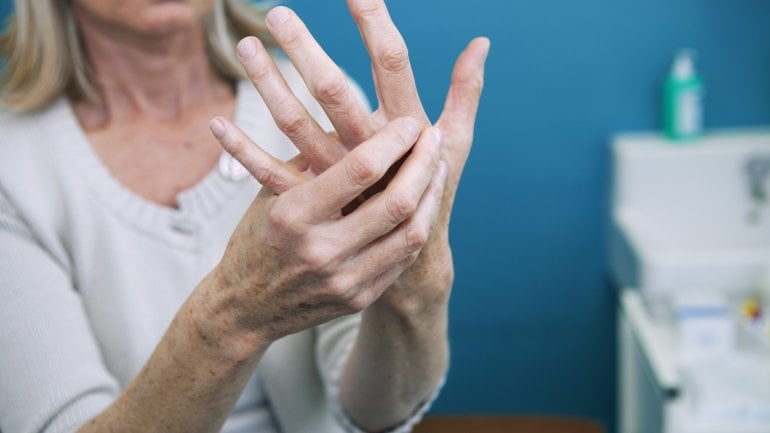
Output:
[
  {"xmin": 202, "ymin": 116, "xmax": 447, "ymax": 352},
  {"xmin": 71, "ymin": 115, "xmax": 447, "ymax": 433}
]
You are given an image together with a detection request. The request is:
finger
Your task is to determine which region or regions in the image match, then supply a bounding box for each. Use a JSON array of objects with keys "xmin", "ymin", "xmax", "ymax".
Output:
[
  {"xmin": 265, "ymin": 7, "xmax": 375, "ymax": 147},
  {"xmin": 284, "ymin": 117, "xmax": 420, "ymax": 223},
  {"xmin": 330, "ymin": 127, "xmax": 444, "ymax": 255},
  {"xmin": 343, "ymin": 253, "xmax": 417, "ymax": 311},
  {"xmin": 369, "ymin": 63, "xmax": 388, "ymax": 131},
  {"xmin": 321, "ymin": 248, "xmax": 417, "ymax": 314},
  {"xmin": 370, "ymin": 63, "xmax": 385, "ymax": 117},
  {"xmin": 346, "ymin": 0, "xmax": 425, "ymax": 119},
  {"xmin": 210, "ymin": 117, "xmax": 304, "ymax": 194},
  {"xmin": 236, "ymin": 36, "xmax": 343, "ymax": 172},
  {"xmin": 436, "ymin": 37, "xmax": 490, "ymax": 137},
  {"xmin": 314, "ymin": 161, "xmax": 447, "ymax": 314},
  {"xmin": 341, "ymin": 159, "xmax": 448, "ymax": 286}
]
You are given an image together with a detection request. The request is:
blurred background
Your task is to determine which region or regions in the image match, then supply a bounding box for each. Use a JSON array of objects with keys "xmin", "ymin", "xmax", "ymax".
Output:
[{"xmin": 3, "ymin": 1, "xmax": 770, "ymax": 432}]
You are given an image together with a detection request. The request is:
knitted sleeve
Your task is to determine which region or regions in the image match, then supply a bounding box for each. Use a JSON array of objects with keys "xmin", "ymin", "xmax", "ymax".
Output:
[
  {"xmin": 314, "ymin": 316, "xmax": 444, "ymax": 433},
  {"xmin": 0, "ymin": 189, "xmax": 120, "ymax": 433}
]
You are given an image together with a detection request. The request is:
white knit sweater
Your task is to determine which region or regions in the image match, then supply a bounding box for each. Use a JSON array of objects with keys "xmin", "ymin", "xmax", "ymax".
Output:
[{"xmin": 0, "ymin": 60, "xmax": 437, "ymax": 433}]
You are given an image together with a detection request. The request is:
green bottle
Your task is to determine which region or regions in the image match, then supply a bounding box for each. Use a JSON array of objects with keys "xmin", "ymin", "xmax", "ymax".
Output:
[{"xmin": 664, "ymin": 50, "xmax": 704, "ymax": 141}]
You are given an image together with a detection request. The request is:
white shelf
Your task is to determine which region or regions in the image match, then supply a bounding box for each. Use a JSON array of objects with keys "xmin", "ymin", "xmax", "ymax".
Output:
[{"xmin": 621, "ymin": 289, "xmax": 680, "ymax": 393}]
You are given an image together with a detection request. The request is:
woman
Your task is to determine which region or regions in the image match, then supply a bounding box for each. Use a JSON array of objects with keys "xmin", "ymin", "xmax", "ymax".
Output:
[{"xmin": 0, "ymin": 0, "xmax": 489, "ymax": 432}]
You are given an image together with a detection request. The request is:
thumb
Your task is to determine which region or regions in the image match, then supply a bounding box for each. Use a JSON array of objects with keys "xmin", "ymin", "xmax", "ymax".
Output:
[{"xmin": 436, "ymin": 37, "xmax": 490, "ymax": 137}]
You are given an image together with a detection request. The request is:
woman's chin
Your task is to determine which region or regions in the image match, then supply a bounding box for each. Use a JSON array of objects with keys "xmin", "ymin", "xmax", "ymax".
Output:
[
  {"xmin": 136, "ymin": 3, "xmax": 209, "ymax": 34},
  {"xmin": 72, "ymin": 0, "xmax": 214, "ymax": 39},
  {"xmin": 139, "ymin": 10, "xmax": 202, "ymax": 34}
]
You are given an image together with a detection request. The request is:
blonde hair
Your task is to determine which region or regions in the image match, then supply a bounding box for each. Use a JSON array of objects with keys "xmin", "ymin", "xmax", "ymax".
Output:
[{"xmin": 0, "ymin": 0, "xmax": 274, "ymax": 112}]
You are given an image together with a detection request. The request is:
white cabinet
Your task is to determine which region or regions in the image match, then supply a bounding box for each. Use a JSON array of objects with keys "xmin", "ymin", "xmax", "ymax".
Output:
[
  {"xmin": 611, "ymin": 131, "xmax": 770, "ymax": 433},
  {"xmin": 618, "ymin": 290, "xmax": 770, "ymax": 433}
]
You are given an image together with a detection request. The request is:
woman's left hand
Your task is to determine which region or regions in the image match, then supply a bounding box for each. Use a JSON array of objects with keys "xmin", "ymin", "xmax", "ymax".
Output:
[
  {"xmin": 220, "ymin": 0, "xmax": 489, "ymax": 313},
  {"xmin": 210, "ymin": 2, "xmax": 488, "ymax": 430}
]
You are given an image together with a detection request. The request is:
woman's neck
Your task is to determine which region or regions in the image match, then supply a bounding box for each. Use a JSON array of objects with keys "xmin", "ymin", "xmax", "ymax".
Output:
[{"xmin": 73, "ymin": 8, "xmax": 234, "ymax": 128}]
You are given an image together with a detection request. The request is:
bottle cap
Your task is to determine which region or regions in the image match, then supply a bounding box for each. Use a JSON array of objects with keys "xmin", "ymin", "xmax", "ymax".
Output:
[{"xmin": 672, "ymin": 49, "xmax": 696, "ymax": 80}]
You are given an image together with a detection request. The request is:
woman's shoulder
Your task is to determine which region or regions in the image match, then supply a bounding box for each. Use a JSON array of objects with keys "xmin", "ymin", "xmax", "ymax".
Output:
[
  {"xmin": 0, "ymin": 99, "xmax": 72, "ymax": 171},
  {"xmin": 0, "ymin": 99, "xmax": 79, "ymax": 225},
  {"xmin": 0, "ymin": 99, "xmax": 62, "ymax": 132}
]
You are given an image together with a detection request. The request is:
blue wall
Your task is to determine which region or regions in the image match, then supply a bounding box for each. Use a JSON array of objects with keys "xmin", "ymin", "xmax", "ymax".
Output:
[
  {"xmin": 287, "ymin": 2, "xmax": 770, "ymax": 430},
  {"xmin": 4, "ymin": 1, "xmax": 770, "ymax": 431}
]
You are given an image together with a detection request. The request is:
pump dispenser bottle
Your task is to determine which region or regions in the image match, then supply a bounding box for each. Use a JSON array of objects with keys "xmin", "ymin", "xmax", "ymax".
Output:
[{"xmin": 664, "ymin": 50, "xmax": 704, "ymax": 141}]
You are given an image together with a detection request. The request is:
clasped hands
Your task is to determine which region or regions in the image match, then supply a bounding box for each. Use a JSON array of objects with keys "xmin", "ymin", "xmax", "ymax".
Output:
[{"xmin": 209, "ymin": 0, "xmax": 488, "ymax": 342}]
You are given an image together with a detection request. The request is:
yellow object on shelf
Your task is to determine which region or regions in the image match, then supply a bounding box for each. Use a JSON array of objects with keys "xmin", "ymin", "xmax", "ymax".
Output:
[{"xmin": 741, "ymin": 299, "xmax": 762, "ymax": 321}]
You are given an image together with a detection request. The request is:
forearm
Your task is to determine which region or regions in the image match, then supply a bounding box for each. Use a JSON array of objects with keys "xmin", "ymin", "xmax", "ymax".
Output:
[
  {"xmin": 77, "ymin": 271, "xmax": 269, "ymax": 433},
  {"xmin": 340, "ymin": 236, "xmax": 453, "ymax": 432}
]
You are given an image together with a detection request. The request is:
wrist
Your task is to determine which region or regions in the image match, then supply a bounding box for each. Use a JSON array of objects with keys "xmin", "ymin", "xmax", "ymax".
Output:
[
  {"xmin": 398, "ymin": 233, "xmax": 454, "ymax": 292},
  {"xmin": 374, "ymin": 264, "xmax": 452, "ymax": 328},
  {"xmin": 184, "ymin": 268, "xmax": 273, "ymax": 364},
  {"xmin": 368, "ymin": 291, "xmax": 450, "ymax": 332}
]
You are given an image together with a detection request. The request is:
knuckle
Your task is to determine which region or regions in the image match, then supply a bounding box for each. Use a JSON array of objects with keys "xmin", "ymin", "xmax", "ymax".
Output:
[
  {"xmin": 275, "ymin": 107, "xmax": 312, "ymax": 139},
  {"xmin": 404, "ymin": 221, "xmax": 429, "ymax": 251},
  {"xmin": 267, "ymin": 204, "xmax": 289, "ymax": 229},
  {"xmin": 355, "ymin": 1, "xmax": 385, "ymax": 21},
  {"xmin": 301, "ymin": 244, "xmax": 333, "ymax": 273},
  {"xmin": 377, "ymin": 39, "xmax": 410, "ymax": 74},
  {"xmin": 454, "ymin": 73, "xmax": 485, "ymax": 100},
  {"xmin": 268, "ymin": 203, "xmax": 300, "ymax": 233},
  {"xmin": 255, "ymin": 165, "xmax": 281, "ymax": 189},
  {"xmin": 386, "ymin": 190, "xmax": 417, "ymax": 225},
  {"xmin": 246, "ymin": 62, "xmax": 271, "ymax": 83},
  {"xmin": 468, "ymin": 75, "xmax": 485, "ymax": 96},
  {"xmin": 226, "ymin": 138, "xmax": 247, "ymax": 158},
  {"xmin": 390, "ymin": 118, "xmax": 419, "ymax": 150},
  {"xmin": 463, "ymin": 76, "xmax": 485, "ymax": 98},
  {"xmin": 314, "ymin": 76, "xmax": 349, "ymax": 108},
  {"xmin": 346, "ymin": 291, "xmax": 371, "ymax": 313},
  {"xmin": 280, "ymin": 28, "xmax": 305, "ymax": 51},
  {"xmin": 344, "ymin": 154, "xmax": 380, "ymax": 187},
  {"xmin": 324, "ymin": 274, "xmax": 354, "ymax": 303}
]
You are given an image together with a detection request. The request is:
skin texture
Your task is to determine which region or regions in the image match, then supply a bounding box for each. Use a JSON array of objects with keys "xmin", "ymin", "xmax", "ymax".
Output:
[
  {"xmin": 211, "ymin": 2, "xmax": 489, "ymax": 429},
  {"xmin": 68, "ymin": 0, "xmax": 488, "ymax": 432},
  {"xmin": 72, "ymin": 0, "xmax": 234, "ymax": 207},
  {"xmin": 73, "ymin": 0, "xmax": 216, "ymax": 37}
]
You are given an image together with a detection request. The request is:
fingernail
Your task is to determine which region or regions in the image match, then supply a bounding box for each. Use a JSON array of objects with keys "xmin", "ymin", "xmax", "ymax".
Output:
[
  {"xmin": 209, "ymin": 118, "xmax": 226, "ymax": 139},
  {"xmin": 267, "ymin": 6, "xmax": 291, "ymax": 27},
  {"xmin": 237, "ymin": 38, "xmax": 258, "ymax": 59}
]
